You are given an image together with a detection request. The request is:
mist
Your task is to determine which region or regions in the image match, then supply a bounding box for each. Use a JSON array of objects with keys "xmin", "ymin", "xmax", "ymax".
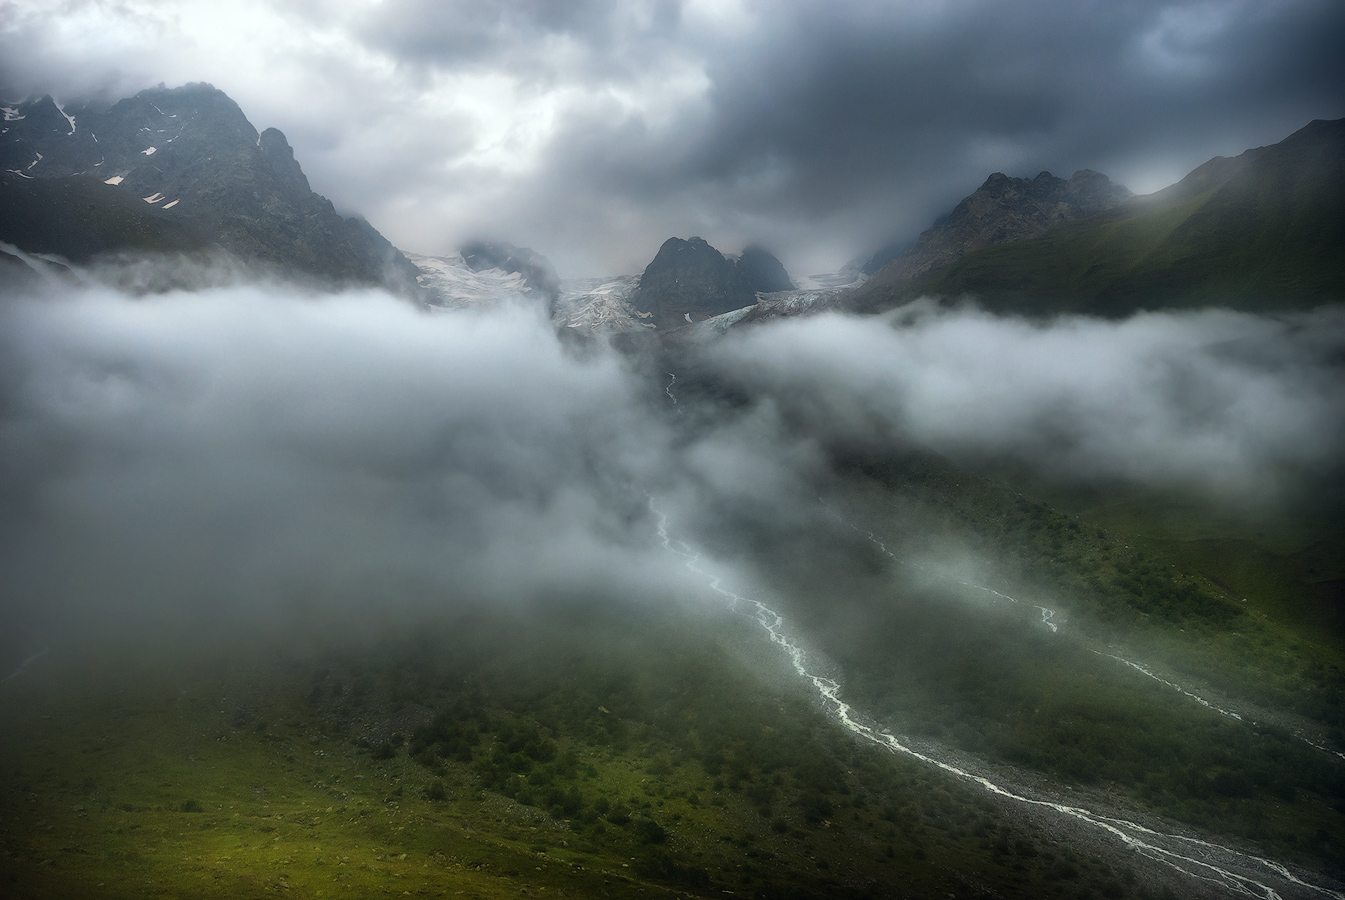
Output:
[
  {"xmin": 3, "ymin": 275, "xmax": 1343, "ymax": 673},
  {"xmin": 704, "ymin": 299, "xmax": 1345, "ymax": 511},
  {"xmin": 0, "ymin": 279, "xmax": 708, "ymax": 659}
]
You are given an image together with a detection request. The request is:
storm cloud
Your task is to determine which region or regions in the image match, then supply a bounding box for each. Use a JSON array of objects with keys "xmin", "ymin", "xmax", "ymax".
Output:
[{"xmin": 2, "ymin": 0, "xmax": 1342, "ymax": 276}]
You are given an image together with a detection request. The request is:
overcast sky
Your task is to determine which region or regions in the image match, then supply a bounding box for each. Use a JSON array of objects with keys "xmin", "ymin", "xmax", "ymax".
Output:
[{"xmin": 2, "ymin": 0, "xmax": 1342, "ymax": 276}]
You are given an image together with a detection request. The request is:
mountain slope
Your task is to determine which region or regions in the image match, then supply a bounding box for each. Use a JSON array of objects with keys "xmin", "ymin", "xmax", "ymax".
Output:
[
  {"xmin": 863, "ymin": 169, "xmax": 1133, "ymax": 279},
  {"xmin": 0, "ymin": 172, "xmax": 207, "ymax": 260},
  {"xmin": 851, "ymin": 118, "xmax": 1345, "ymax": 315},
  {"xmin": 0, "ymin": 85, "xmax": 420, "ymax": 292}
]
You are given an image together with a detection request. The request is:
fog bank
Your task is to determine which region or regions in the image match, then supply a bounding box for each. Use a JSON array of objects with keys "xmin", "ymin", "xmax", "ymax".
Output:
[
  {"xmin": 0, "ymin": 283, "xmax": 701, "ymax": 654},
  {"xmin": 707, "ymin": 301, "xmax": 1345, "ymax": 508},
  {"xmin": 3, "ymin": 281, "xmax": 1342, "ymax": 668}
]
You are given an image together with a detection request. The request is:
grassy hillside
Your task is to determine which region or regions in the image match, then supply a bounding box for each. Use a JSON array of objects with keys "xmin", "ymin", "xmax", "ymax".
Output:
[
  {"xmin": 850, "ymin": 119, "xmax": 1345, "ymax": 315},
  {"xmin": 2, "ymin": 447, "xmax": 1341, "ymax": 898},
  {"xmin": 672, "ymin": 439, "xmax": 1345, "ymax": 874},
  {"xmin": 1, "ymin": 602, "xmax": 1168, "ymax": 900}
]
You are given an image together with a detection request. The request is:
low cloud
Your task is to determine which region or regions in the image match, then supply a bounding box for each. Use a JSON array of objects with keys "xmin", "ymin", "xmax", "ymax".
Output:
[
  {"xmin": 0, "ymin": 280, "xmax": 699, "ymax": 651},
  {"xmin": 706, "ymin": 300, "xmax": 1345, "ymax": 508},
  {"xmin": 2, "ymin": 275, "xmax": 1342, "ymax": 669}
]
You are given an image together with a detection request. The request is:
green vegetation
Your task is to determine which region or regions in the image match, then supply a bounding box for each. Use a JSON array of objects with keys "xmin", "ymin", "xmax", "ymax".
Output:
[
  {"xmin": 1056, "ymin": 488, "xmax": 1345, "ymax": 654},
  {"xmin": 0, "ymin": 439, "xmax": 1339, "ymax": 897},
  {"xmin": 822, "ymin": 448, "xmax": 1344, "ymax": 715},
  {"xmin": 2, "ymin": 601, "xmax": 1189, "ymax": 900},
  {"xmin": 721, "ymin": 447, "xmax": 1345, "ymax": 876},
  {"xmin": 851, "ymin": 118, "xmax": 1345, "ymax": 315}
]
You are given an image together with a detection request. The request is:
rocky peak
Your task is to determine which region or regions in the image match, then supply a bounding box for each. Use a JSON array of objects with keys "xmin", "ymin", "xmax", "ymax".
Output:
[
  {"xmin": 867, "ymin": 168, "xmax": 1133, "ymax": 280},
  {"xmin": 631, "ymin": 237, "xmax": 792, "ymax": 327},
  {"xmin": 259, "ymin": 127, "xmax": 312, "ymax": 197},
  {"xmin": 737, "ymin": 245, "xmax": 795, "ymax": 294}
]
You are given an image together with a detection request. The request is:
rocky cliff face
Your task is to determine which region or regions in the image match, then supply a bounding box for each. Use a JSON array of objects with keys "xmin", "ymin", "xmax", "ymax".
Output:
[
  {"xmin": 0, "ymin": 84, "xmax": 419, "ymax": 292},
  {"xmin": 631, "ymin": 237, "xmax": 793, "ymax": 327},
  {"xmin": 867, "ymin": 169, "xmax": 1133, "ymax": 280}
]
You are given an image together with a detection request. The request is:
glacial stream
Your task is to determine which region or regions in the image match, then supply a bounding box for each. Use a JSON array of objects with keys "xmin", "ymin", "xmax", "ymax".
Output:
[
  {"xmin": 651, "ymin": 498, "xmax": 1343, "ymax": 900},
  {"xmin": 0, "ymin": 648, "xmax": 49, "ymax": 685},
  {"xmin": 828, "ymin": 503, "xmax": 1345, "ymax": 763}
]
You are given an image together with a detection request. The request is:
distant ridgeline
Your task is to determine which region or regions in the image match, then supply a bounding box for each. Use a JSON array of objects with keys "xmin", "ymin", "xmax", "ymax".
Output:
[
  {"xmin": 851, "ymin": 118, "xmax": 1345, "ymax": 316},
  {"xmin": 631, "ymin": 237, "xmax": 794, "ymax": 327},
  {"xmin": 0, "ymin": 83, "xmax": 421, "ymax": 293},
  {"xmin": 861, "ymin": 169, "xmax": 1134, "ymax": 279}
]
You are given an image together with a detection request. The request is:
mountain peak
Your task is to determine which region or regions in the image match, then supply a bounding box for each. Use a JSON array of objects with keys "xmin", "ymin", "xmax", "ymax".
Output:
[
  {"xmin": 631, "ymin": 237, "xmax": 791, "ymax": 326},
  {"xmin": 851, "ymin": 117, "xmax": 1345, "ymax": 315},
  {"xmin": 259, "ymin": 127, "xmax": 311, "ymax": 197},
  {"xmin": 0, "ymin": 82, "xmax": 420, "ymax": 292},
  {"xmin": 865, "ymin": 168, "xmax": 1132, "ymax": 278}
]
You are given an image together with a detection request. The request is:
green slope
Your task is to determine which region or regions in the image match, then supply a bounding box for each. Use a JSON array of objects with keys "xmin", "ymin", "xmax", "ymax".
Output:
[
  {"xmin": 852, "ymin": 118, "xmax": 1345, "ymax": 315},
  {"xmin": 0, "ymin": 604, "xmax": 1138, "ymax": 900}
]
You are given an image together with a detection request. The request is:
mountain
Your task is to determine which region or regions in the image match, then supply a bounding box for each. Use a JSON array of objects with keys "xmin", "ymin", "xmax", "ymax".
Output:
[
  {"xmin": 0, "ymin": 84, "xmax": 420, "ymax": 292},
  {"xmin": 852, "ymin": 118, "xmax": 1345, "ymax": 315},
  {"xmin": 630, "ymin": 237, "xmax": 794, "ymax": 327},
  {"xmin": 862, "ymin": 169, "xmax": 1133, "ymax": 278},
  {"xmin": 460, "ymin": 241, "xmax": 561, "ymax": 310}
]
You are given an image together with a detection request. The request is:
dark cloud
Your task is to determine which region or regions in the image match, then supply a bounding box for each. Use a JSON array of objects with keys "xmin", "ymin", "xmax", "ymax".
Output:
[
  {"xmin": 0, "ymin": 0, "xmax": 1342, "ymax": 275},
  {"xmin": 360, "ymin": 0, "xmax": 682, "ymax": 80}
]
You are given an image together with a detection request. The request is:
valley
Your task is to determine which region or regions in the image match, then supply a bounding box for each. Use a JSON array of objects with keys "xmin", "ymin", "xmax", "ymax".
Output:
[{"xmin": 2, "ymin": 73, "xmax": 1342, "ymax": 900}]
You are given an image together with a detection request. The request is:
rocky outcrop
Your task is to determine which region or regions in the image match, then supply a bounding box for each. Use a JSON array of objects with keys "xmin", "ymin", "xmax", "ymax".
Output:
[
  {"xmin": 0, "ymin": 84, "xmax": 420, "ymax": 292},
  {"xmin": 736, "ymin": 245, "xmax": 795, "ymax": 294},
  {"xmin": 867, "ymin": 169, "xmax": 1133, "ymax": 280},
  {"xmin": 631, "ymin": 237, "xmax": 793, "ymax": 327}
]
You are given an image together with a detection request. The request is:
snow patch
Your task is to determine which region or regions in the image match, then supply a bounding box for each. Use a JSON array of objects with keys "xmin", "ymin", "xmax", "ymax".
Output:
[
  {"xmin": 104, "ymin": 175, "xmax": 124, "ymax": 185},
  {"xmin": 142, "ymin": 192, "xmax": 165, "ymax": 204},
  {"xmin": 52, "ymin": 99, "xmax": 76, "ymax": 134},
  {"xmin": 142, "ymin": 146, "xmax": 157, "ymax": 156},
  {"xmin": 162, "ymin": 199, "xmax": 179, "ymax": 209},
  {"xmin": 1, "ymin": 107, "xmax": 23, "ymax": 121}
]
